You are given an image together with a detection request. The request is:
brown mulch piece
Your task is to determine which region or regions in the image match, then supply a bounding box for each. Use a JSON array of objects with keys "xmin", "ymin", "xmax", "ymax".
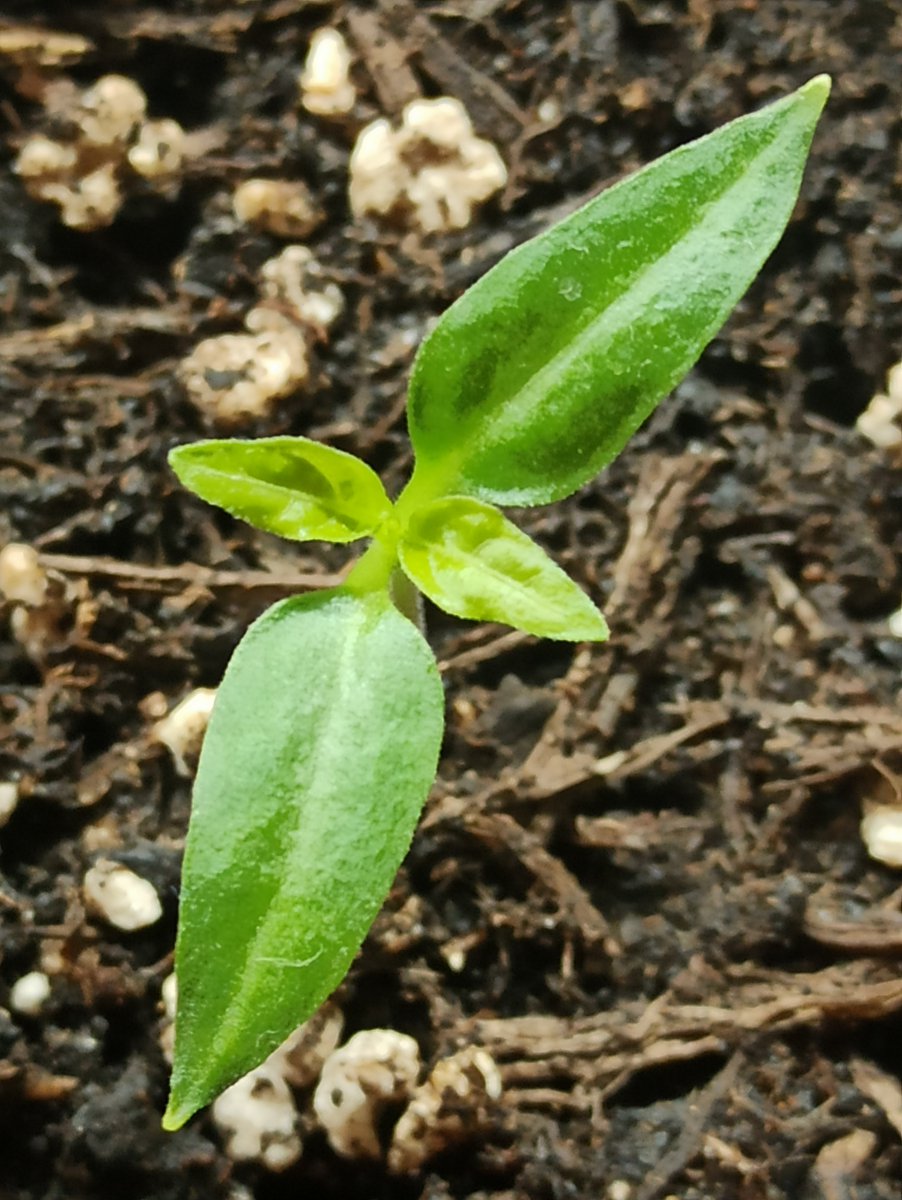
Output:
[{"xmin": 459, "ymin": 961, "xmax": 902, "ymax": 1097}]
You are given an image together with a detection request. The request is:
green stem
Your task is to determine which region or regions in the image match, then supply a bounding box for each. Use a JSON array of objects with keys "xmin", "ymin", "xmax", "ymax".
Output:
[
  {"xmin": 389, "ymin": 566, "xmax": 424, "ymax": 632},
  {"xmin": 346, "ymin": 463, "xmax": 449, "ymax": 625},
  {"xmin": 393, "ymin": 463, "xmax": 453, "ymax": 526},
  {"xmin": 344, "ymin": 531, "xmax": 398, "ymax": 596},
  {"xmin": 344, "ymin": 513, "xmax": 426, "ymax": 631}
]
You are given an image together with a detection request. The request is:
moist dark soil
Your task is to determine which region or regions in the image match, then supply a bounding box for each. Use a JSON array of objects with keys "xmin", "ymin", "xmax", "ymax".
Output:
[{"xmin": 2, "ymin": 3, "xmax": 902, "ymax": 1198}]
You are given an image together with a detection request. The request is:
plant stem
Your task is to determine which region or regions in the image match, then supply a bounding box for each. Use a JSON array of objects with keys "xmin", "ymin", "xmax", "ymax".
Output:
[
  {"xmin": 344, "ymin": 526, "xmax": 425, "ymax": 631},
  {"xmin": 389, "ymin": 566, "xmax": 425, "ymax": 632},
  {"xmin": 393, "ymin": 463, "xmax": 452, "ymax": 525},
  {"xmin": 344, "ymin": 531, "xmax": 397, "ymax": 596}
]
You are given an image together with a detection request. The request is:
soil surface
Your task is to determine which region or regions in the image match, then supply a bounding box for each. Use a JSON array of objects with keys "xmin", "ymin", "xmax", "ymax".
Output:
[{"xmin": 2, "ymin": 2, "xmax": 902, "ymax": 1198}]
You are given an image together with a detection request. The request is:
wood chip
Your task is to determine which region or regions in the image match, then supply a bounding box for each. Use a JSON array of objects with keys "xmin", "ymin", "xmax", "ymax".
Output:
[
  {"xmin": 851, "ymin": 1058, "xmax": 902, "ymax": 1141},
  {"xmin": 813, "ymin": 1129, "xmax": 877, "ymax": 1199}
]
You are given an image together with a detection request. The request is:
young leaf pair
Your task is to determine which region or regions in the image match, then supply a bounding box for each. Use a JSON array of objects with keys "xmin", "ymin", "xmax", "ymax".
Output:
[
  {"xmin": 169, "ymin": 438, "xmax": 609, "ymax": 640},
  {"xmin": 164, "ymin": 75, "xmax": 830, "ymax": 1130}
]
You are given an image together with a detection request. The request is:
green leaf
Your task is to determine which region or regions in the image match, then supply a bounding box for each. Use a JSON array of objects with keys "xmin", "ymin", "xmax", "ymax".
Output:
[
  {"xmin": 407, "ymin": 76, "xmax": 830, "ymax": 506},
  {"xmin": 399, "ymin": 496, "xmax": 608, "ymax": 641},
  {"xmin": 163, "ymin": 588, "xmax": 444, "ymax": 1129},
  {"xmin": 169, "ymin": 437, "xmax": 392, "ymax": 542}
]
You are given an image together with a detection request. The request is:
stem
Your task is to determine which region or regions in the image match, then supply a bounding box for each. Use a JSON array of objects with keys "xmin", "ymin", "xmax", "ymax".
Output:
[
  {"xmin": 390, "ymin": 566, "xmax": 425, "ymax": 633},
  {"xmin": 393, "ymin": 462, "xmax": 454, "ymax": 526},
  {"xmin": 344, "ymin": 520, "xmax": 425, "ymax": 631},
  {"xmin": 344, "ymin": 531, "xmax": 398, "ymax": 596},
  {"xmin": 346, "ymin": 463, "xmax": 449, "ymax": 626}
]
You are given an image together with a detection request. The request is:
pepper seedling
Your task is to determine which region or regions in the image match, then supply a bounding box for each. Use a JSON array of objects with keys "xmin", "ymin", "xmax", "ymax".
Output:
[{"xmin": 163, "ymin": 76, "xmax": 829, "ymax": 1129}]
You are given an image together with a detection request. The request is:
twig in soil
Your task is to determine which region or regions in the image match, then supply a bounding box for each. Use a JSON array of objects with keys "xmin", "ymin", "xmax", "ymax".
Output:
[
  {"xmin": 606, "ymin": 451, "xmax": 724, "ymax": 626},
  {"xmin": 346, "ymin": 9, "xmax": 421, "ymax": 114},
  {"xmin": 520, "ymin": 451, "xmax": 724, "ymax": 784},
  {"xmin": 462, "ymin": 810, "xmax": 620, "ymax": 956},
  {"xmin": 517, "ymin": 699, "xmax": 729, "ymax": 803},
  {"xmin": 438, "ymin": 627, "xmax": 530, "ymax": 671},
  {"xmin": 504, "ymin": 1086, "xmax": 595, "ymax": 1114},
  {"xmin": 813, "ymin": 1129, "xmax": 879, "ymax": 1200},
  {"xmin": 378, "ymin": 0, "xmax": 526, "ymax": 143},
  {"xmin": 851, "ymin": 1058, "xmax": 902, "ymax": 1142},
  {"xmin": 37, "ymin": 552, "xmax": 344, "ymax": 594},
  {"xmin": 423, "ymin": 696, "xmax": 731, "ymax": 853},
  {"xmin": 747, "ymin": 698, "xmax": 902, "ymax": 793},
  {"xmin": 804, "ymin": 890, "xmax": 902, "ymax": 954},
  {"xmin": 452, "ymin": 961, "xmax": 902, "ymax": 1098},
  {"xmin": 0, "ymin": 308, "xmax": 185, "ymax": 361},
  {"xmin": 100, "ymin": 2, "xmax": 302, "ymax": 49},
  {"xmin": 766, "ymin": 562, "xmax": 831, "ymax": 642}
]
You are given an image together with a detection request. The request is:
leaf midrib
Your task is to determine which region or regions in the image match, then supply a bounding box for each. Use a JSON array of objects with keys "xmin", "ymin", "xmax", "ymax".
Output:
[
  {"xmin": 453, "ymin": 115, "xmax": 797, "ymax": 467},
  {"xmin": 194, "ymin": 463, "xmax": 381, "ymax": 537},
  {"xmin": 405, "ymin": 530, "xmax": 584, "ymax": 629},
  {"xmin": 206, "ymin": 596, "xmax": 366, "ymax": 1072}
]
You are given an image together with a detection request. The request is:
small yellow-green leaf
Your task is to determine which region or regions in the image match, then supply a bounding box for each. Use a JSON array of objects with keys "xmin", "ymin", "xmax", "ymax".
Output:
[
  {"xmin": 169, "ymin": 437, "xmax": 391, "ymax": 542},
  {"xmin": 164, "ymin": 587, "xmax": 444, "ymax": 1129},
  {"xmin": 399, "ymin": 496, "xmax": 608, "ymax": 641}
]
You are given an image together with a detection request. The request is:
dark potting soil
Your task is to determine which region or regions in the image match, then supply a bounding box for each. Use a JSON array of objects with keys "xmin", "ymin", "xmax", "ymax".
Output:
[{"xmin": 1, "ymin": 2, "xmax": 901, "ymax": 1198}]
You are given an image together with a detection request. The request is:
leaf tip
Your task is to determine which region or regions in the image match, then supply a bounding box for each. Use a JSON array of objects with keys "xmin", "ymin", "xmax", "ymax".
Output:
[
  {"xmin": 161, "ymin": 1095, "xmax": 195, "ymax": 1132},
  {"xmin": 578, "ymin": 611, "xmax": 610, "ymax": 643},
  {"xmin": 162, "ymin": 1053, "xmax": 215, "ymax": 1131},
  {"xmin": 800, "ymin": 74, "xmax": 831, "ymax": 111}
]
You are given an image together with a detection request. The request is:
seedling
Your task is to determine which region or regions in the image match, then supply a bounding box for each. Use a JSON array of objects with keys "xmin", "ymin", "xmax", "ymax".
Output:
[{"xmin": 163, "ymin": 77, "xmax": 829, "ymax": 1128}]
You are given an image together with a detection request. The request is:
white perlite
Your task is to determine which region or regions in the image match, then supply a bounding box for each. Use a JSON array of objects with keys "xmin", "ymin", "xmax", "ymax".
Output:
[
  {"xmin": 83, "ymin": 860, "xmax": 163, "ymax": 930},
  {"xmin": 178, "ymin": 244, "xmax": 342, "ymax": 425},
  {"xmin": 300, "ymin": 28, "xmax": 355, "ymax": 115},
  {"xmin": 388, "ymin": 1047, "xmax": 502, "ymax": 1173},
  {"xmin": 314, "ymin": 1029, "xmax": 421, "ymax": 1158},
  {"xmin": 861, "ymin": 807, "xmax": 902, "ymax": 868},
  {"xmin": 257, "ymin": 245, "xmax": 345, "ymax": 332},
  {"xmin": 15, "ymin": 74, "xmax": 186, "ymax": 230},
  {"xmin": 349, "ymin": 97, "xmax": 507, "ymax": 233},
  {"xmin": 152, "ymin": 687, "xmax": 217, "ymax": 776},
  {"xmin": 857, "ymin": 360, "xmax": 902, "ymax": 449},
  {"xmin": 213, "ymin": 1058, "xmax": 302, "ymax": 1172},
  {"xmin": 179, "ymin": 327, "xmax": 309, "ymax": 424},
  {"xmin": 127, "ymin": 119, "xmax": 186, "ymax": 181},
  {"xmin": 0, "ymin": 782, "xmax": 19, "ymax": 828},
  {"xmin": 887, "ymin": 603, "xmax": 902, "ymax": 639},
  {"xmin": 0, "ymin": 543, "xmax": 48, "ymax": 606},
  {"xmin": 211, "ymin": 1013, "xmax": 340, "ymax": 1170},
  {"xmin": 233, "ymin": 178, "xmax": 321, "ymax": 239},
  {"xmin": 9, "ymin": 971, "xmax": 52, "ymax": 1017},
  {"xmin": 79, "ymin": 74, "xmax": 147, "ymax": 146},
  {"xmin": 157, "ymin": 973, "xmax": 179, "ymax": 1064},
  {"xmin": 210, "ymin": 1010, "xmax": 344, "ymax": 1170}
]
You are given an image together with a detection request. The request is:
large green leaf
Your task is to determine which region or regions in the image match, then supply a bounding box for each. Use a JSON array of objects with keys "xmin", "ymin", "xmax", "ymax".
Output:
[
  {"xmin": 164, "ymin": 588, "xmax": 444, "ymax": 1129},
  {"xmin": 399, "ymin": 496, "xmax": 608, "ymax": 641},
  {"xmin": 407, "ymin": 76, "xmax": 829, "ymax": 506},
  {"xmin": 169, "ymin": 437, "xmax": 391, "ymax": 542}
]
